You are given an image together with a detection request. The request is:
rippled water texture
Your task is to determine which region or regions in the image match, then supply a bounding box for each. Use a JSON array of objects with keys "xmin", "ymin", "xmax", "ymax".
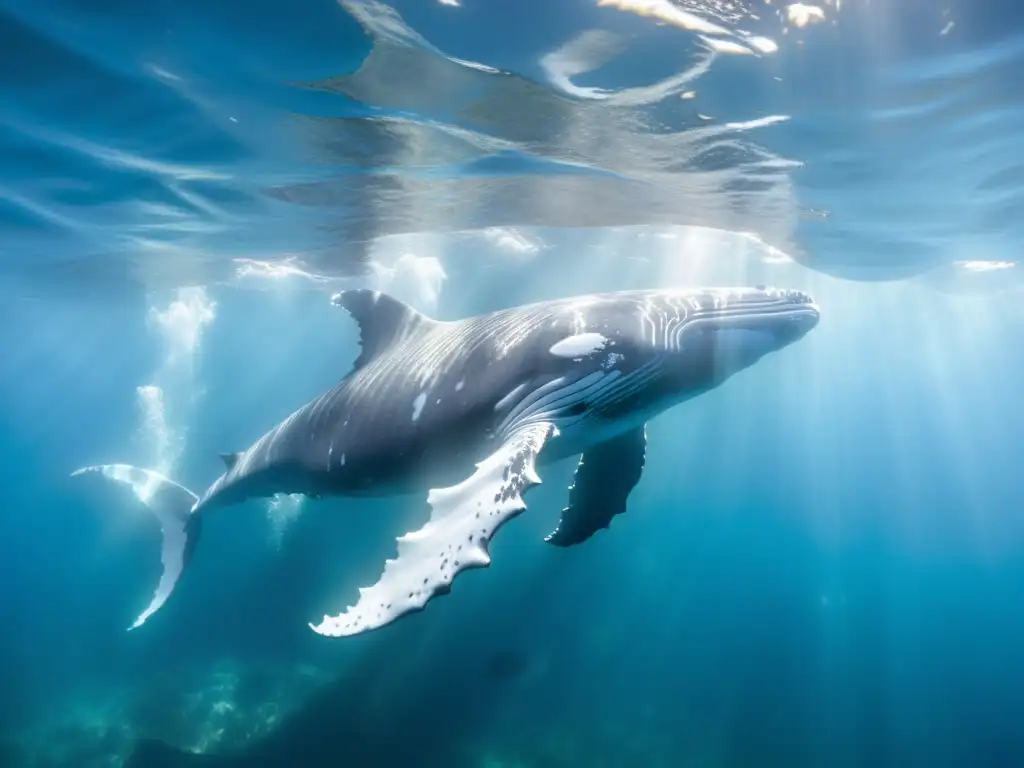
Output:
[{"xmin": 1, "ymin": 0, "xmax": 1020, "ymax": 294}]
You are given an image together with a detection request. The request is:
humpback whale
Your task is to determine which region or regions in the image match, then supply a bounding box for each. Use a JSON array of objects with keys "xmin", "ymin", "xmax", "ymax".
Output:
[{"xmin": 73, "ymin": 286, "xmax": 819, "ymax": 637}]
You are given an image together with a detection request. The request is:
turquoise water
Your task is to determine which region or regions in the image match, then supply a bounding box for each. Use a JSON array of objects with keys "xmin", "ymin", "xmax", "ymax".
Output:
[{"xmin": 1, "ymin": 1, "xmax": 1023, "ymax": 766}]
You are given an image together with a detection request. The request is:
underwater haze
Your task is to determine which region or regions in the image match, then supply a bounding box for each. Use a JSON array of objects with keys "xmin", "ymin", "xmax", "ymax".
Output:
[{"xmin": 2, "ymin": 0, "xmax": 1024, "ymax": 766}]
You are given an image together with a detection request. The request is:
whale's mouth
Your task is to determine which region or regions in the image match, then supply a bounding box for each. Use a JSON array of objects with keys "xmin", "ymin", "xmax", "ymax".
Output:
[{"xmin": 769, "ymin": 305, "xmax": 820, "ymax": 345}]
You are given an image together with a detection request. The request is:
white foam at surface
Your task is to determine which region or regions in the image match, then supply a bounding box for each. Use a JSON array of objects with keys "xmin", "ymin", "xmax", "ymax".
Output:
[
  {"xmin": 368, "ymin": 241, "xmax": 448, "ymax": 312},
  {"xmin": 229, "ymin": 237, "xmax": 449, "ymax": 316},
  {"xmin": 786, "ymin": 3, "xmax": 827, "ymax": 28},
  {"xmin": 481, "ymin": 227, "xmax": 543, "ymax": 258}
]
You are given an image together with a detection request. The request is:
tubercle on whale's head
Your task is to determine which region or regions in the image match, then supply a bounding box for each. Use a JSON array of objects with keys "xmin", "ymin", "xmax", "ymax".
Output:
[{"xmin": 705, "ymin": 286, "xmax": 820, "ymax": 350}]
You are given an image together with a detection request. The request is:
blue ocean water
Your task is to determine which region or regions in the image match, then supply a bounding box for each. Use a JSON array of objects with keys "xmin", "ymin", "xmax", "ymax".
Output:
[{"xmin": 1, "ymin": 0, "xmax": 1023, "ymax": 765}]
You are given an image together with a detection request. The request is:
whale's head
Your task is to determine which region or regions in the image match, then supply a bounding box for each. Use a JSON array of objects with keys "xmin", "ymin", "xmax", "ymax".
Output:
[
  {"xmin": 654, "ymin": 286, "xmax": 820, "ymax": 391},
  {"xmin": 547, "ymin": 287, "xmax": 819, "ymax": 422},
  {"xmin": 498, "ymin": 286, "xmax": 818, "ymax": 438}
]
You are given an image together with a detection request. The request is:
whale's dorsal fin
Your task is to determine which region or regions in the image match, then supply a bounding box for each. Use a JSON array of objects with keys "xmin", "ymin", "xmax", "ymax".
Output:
[
  {"xmin": 219, "ymin": 452, "xmax": 242, "ymax": 471},
  {"xmin": 331, "ymin": 289, "xmax": 436, "ymax": 370}
]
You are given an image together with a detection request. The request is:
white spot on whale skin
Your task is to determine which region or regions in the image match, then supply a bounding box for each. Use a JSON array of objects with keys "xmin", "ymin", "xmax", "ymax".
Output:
[
  {"xmin": 412, "ymin": 392, "xmax": 427, "ymax": 422},
  {"xmin": 494, "ymin": 382, "xmax": 528, "ymax": 412},
  {"xmin": 549, "ymin": 332, "xmax": 609, "ymax": 359},
  {"xmin": 455, "ymin": 379, "xmax": 465, "ymax": 391},
  {"xmin": 603, "ymin": 352, "xmax": 624, "ymax": 369}
]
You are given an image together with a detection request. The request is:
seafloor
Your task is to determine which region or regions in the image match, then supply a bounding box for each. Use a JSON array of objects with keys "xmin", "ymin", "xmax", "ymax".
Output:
[{"xmin": 2, "ymin": 652, "xmax": 700, "ymax": 768}]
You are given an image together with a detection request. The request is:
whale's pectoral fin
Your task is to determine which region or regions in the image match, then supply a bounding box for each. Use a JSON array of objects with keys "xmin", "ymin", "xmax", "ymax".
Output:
[
  {"xmin": 310, "ymin": 422, "xmax": 557, "ymax": 638},
  {"xmin": 545, "ymin": 425, "xmax": 647, "ymax": 547}
]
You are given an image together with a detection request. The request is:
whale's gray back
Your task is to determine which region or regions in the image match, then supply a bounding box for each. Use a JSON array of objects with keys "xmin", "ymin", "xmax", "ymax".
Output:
[
  {"xmin": 195, "ymin": 289, "xmax": 689, "ymax": 510},
  {"xmin": 197, "ymin": 295, "xmax": 580, "ymax": 507}
]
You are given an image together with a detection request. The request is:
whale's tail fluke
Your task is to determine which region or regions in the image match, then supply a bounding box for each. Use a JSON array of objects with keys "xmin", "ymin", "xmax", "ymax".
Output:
[{"xmin": 71, "ymin": 464, "xmax": 201, "ymax": 630}]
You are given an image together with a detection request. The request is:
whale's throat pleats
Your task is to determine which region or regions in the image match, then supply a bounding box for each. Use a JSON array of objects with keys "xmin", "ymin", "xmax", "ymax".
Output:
[{"xmin": 332, "ymin": 289, "xmax": 438, "ymax": 371}]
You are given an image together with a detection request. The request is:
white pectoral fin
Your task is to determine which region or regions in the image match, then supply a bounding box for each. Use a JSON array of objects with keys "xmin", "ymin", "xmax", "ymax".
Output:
[{"xmin": 310, "ymin": 422, "xmax": 557, "ymax": 638}]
